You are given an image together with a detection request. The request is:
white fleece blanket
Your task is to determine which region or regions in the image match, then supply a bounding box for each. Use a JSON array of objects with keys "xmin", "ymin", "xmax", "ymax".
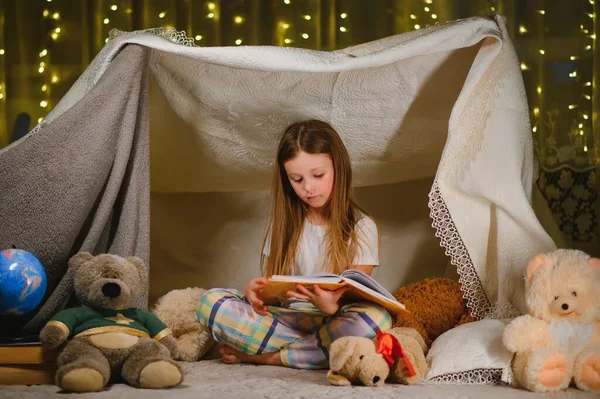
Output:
[{"xmin": 40, "ymin": 15, "xmax": 555, "ymax": 318}]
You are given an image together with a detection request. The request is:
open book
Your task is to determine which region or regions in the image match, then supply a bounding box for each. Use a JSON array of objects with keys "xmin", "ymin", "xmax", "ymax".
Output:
[{"xmin": 261, "ymin": 269, "xmax": 408, "ymax": 316}]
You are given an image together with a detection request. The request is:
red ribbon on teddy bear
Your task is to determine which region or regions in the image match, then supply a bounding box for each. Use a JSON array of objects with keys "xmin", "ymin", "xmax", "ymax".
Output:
[{"xmin": 375, "ymin": 330, "xmax": 417, "ymax": 376}]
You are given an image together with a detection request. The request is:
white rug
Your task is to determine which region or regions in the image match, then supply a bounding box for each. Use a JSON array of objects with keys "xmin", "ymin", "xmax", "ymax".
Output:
[{"xmin": 0, "ymin": 360, "xmax": 596, "ymax": 399}]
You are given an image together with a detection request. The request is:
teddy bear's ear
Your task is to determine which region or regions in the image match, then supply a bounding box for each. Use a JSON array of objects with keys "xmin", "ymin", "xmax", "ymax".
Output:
[
  {"xmin": 588, "ymin": 257, "xmax": 600, "ymax": 271},
  {"xmin": 68, "ymin": 251, "xmax": 94, "ymax": 273},
  {"xmin": 525, "ymin": 254, "xmax": 552, "ymax": 280},
  {"xmin": 126, "ymin": 256, "xmax": 148, "ymax": 281},
  {"xmin": 329, "ymin": 337, "xmax": 357, "ymax": 372}
]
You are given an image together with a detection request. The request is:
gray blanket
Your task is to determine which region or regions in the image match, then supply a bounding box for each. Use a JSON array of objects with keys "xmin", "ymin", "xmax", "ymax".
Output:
[{"xmin": 0, "ymin": 45, "xmax": 150, "ymax": 334}]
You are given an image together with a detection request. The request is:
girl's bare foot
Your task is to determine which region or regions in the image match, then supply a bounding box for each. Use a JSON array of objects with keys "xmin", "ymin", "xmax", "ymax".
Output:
[
  {"xmin": 219, "ymin": 345, "xmax": 242, "ymax": 364},
  {"xmin": 218, "ymin": 344, "xmax": 283, "ymax": 366}
]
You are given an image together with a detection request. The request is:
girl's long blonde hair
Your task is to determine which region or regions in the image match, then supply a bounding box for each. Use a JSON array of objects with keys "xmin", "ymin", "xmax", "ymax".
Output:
[{"xmin": 261, "ymin": 119, "xmax": 372, "ymax": 277}]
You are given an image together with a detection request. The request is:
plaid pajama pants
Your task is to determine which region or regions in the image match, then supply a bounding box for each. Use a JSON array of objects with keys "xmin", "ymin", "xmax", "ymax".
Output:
[{"xmin": 197, "ymin": 288, "xmax": 392, "ymax": 369}]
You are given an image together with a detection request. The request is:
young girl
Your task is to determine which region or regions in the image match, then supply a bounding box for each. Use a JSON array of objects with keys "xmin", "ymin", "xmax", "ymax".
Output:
[{"xmin": 197, "ymin": 119, "xmax": 392, "ymax": 369}]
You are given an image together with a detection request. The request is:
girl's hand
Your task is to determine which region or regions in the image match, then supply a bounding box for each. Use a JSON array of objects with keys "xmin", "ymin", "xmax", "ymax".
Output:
[
  {"xmin": 243, "ymin": 277, "xmax": 269, "ymax": 316},
  {"xmin": 287, "ymin": 284, "xmax": 351, "ymax": 316}
]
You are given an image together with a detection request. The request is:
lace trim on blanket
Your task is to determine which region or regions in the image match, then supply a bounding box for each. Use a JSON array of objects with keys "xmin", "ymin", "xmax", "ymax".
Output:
[
  {"xmin": 428, "ymin": 181, "xmax": 492, "ymax": 320},
  {"xmin": 427, "ymin": 368, "xmax": 509, "ymax": 385},
  {"xmin": 109, "ymin": 27, "xmax": 197, "ymax": 47}
]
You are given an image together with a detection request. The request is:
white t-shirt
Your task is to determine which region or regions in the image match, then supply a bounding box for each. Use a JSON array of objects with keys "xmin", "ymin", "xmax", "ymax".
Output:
[{"xmin": 262, "ymin": 214, "xmax": 379, "ymax": 276}]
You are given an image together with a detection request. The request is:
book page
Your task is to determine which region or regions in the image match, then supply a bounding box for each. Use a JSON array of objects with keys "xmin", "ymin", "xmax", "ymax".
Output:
[{"xmin": 341, "ymin": 269, "xmax": 397, "ymax": 301}]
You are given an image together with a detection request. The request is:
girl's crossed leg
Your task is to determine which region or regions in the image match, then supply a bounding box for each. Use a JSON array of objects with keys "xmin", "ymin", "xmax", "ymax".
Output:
[{"xmin": 197, "ymin": 288, "xmax": 392, "ymax": 369}]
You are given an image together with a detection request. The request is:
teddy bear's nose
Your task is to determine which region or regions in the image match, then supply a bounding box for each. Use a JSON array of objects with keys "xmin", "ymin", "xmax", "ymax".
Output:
[
  {"xmin": 372, "ymin": 376, "xmax": 380, "ymax": 384},
  {"xmin": 562, "ymin": 303, "xmax": 569, "ymax": 310},
  {"xmin": 102, "ymin": 282, "xmax": 121, "ymax": 298}
]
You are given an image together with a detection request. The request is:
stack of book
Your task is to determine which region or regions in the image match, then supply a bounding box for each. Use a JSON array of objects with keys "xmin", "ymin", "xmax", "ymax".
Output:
[{"xmin": 0, "ymin": 337, "xmax": 57, "ymax": 386}]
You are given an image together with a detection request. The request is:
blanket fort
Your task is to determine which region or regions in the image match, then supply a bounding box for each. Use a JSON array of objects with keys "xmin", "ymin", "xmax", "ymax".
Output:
[{"xmin": 0, "ymin": 15, "xmax": 555, "ymax": 335}]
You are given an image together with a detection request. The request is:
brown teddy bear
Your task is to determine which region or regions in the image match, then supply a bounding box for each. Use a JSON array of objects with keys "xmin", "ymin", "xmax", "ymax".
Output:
[
  {"xmin": 39, "ymin": 252, "xmax": 184, "ymax": 392},
  {"xmin": 327, "ymin": 277, "xmax": 475, "ymax": 386},
  {"xmin": 502, "ymin": 249, "xmax": 600, "ymax": 393},
  {"xmin": 393, "ymin": 277, "xmax": 476, "ymax": 348}
]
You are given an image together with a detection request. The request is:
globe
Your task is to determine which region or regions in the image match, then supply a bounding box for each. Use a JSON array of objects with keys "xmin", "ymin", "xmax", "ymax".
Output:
[{"xmin": 0, "ymin": 249, "xmax": 47, "ymax": 316}]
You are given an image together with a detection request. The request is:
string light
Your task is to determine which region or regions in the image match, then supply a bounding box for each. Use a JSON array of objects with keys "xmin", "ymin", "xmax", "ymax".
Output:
[
  {"xmin": 235, "ymin": 39, "xmax": 243, "ymax": 45},
  {"xmin": 339, "ymin": 27, "xmax": 347, "ymax": 32},
  {"xmin": 158, "ymin": 11, "xmax": 167, "ymax": 19},
  {"xmin": 234, "ymin": 16, "xmax": 243, "ymax": 24},
  {"xmin": 103, "ymin": 18, "xmax": 109, "ymax": 24},
  {"xmin": 412, "ymin": 0, "xmax": 438, "ymax": 31},
  {"xmin": 195, "ymin": 35, "xmax": 203, "ymax": 41},
  {"xmin": 519, "ymin": 25, "xmax": 528, "ymax": 34},
  {"xmin": 301, "ymin": 33, "xmax": 309, "ymax": 39},
  {"xmin": 36, "ymin": 3, "xmax": 61, "ymax": 121},
  {"xmin": 110, "ymin": 5, "xmax": 117, "ymax": 11},
  {"xmin": 340, "ymin": 13, "xmax": 347, "ymax": 19},
  {"xmin": 568, "ymin": 0, "xmax": 596, "ymax": 160},
  {"xmin": 303, "ymin": 15, "xmax": 311, "ymax": 20},
  {"xmin": 283, "ymin": 0, "xmax": 291, "ymax": 4},
  {"xmin": 520, "ymin": 62, "xmax": 529, "ymax": 71}
]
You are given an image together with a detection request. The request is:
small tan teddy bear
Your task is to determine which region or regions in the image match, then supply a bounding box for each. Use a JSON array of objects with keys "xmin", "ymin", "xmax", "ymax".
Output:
[
  {"xmin": 326, "ymin": 277, "xmax": 474, "ymax": 386},
  {"xmin": 327, "ymin": 327, "xmax": 428, "ymax": 387},
  {"xmin": 502, "ymin": 249, "xmax": 600, "ymax": 393},
  {"xmin": 39, "ymin": 252, "xmax": 183, "ymax": 392},
  {"xmin": 152, "ymin": 287, "xmax": 215, "ymax": 361}
]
